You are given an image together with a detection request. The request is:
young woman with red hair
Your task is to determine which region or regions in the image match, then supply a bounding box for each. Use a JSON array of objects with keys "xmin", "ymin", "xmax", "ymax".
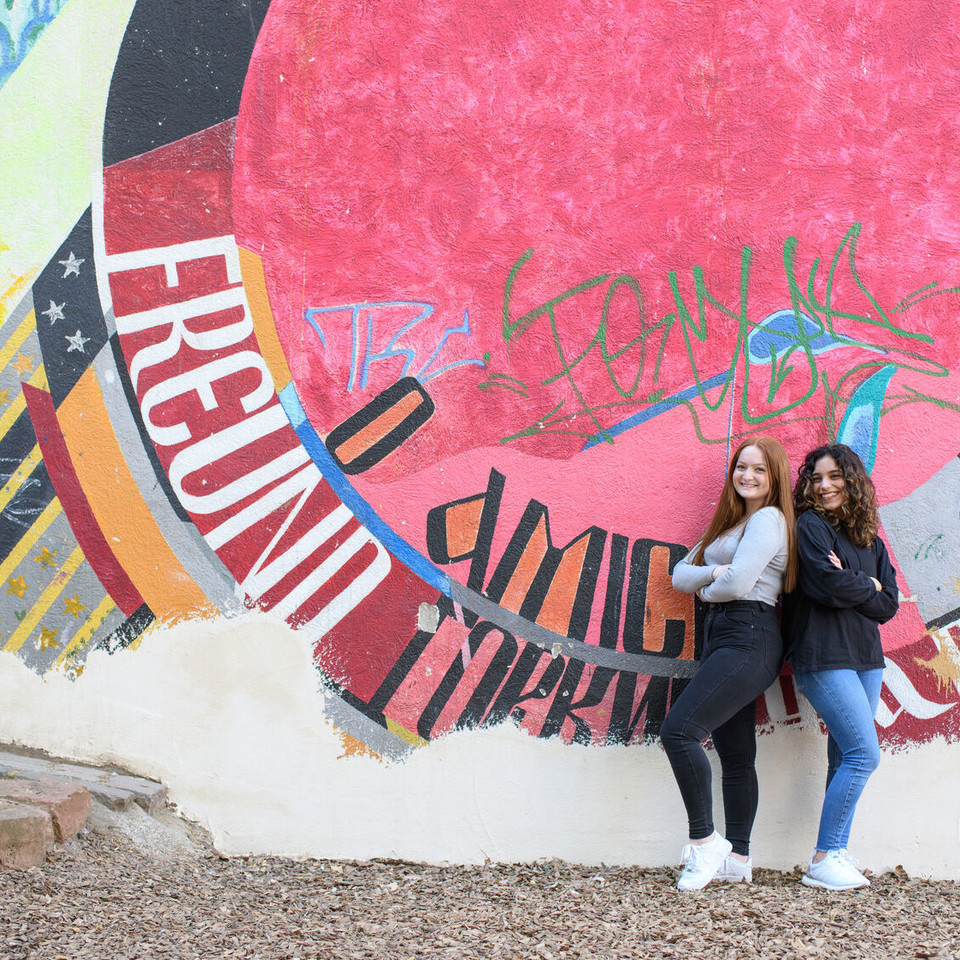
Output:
[{"xmin": 666, "ymin": 436, "xmax": 797, "ymax": 891}]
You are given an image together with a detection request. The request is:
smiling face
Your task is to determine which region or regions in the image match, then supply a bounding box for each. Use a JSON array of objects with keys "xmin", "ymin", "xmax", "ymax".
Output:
[
  {"xmin": 811, "ymin": 454, "xmax": 847, "ymax": 514},
  {"xmin": 732, "ymin": 444, "xmax": 771, "ymax": 514}
]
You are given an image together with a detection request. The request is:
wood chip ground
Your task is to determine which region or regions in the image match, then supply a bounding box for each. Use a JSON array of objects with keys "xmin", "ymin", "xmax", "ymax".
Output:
[{"xmin": 2, "ymin": 828, "xmax": 958, "ymax": 959}]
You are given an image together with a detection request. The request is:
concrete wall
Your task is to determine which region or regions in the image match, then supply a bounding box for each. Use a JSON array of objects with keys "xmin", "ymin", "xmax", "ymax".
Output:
[{"xmin": 1, "ymin": 0, "xmax": 959, "ymax": 877}]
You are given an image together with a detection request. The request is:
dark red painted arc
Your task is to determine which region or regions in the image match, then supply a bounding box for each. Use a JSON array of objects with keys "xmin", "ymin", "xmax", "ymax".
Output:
[{"xmin": 22, "ymin": 384, "xmax": 146, "ymax": 617}]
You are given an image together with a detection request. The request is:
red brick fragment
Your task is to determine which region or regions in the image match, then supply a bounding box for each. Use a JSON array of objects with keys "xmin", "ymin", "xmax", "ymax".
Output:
[
  {"xmin": 0, "ymin": 799, "xmax": 53, "ymax": 870},
  {"xmin": 0, "ymin": 778, "xmax": 91, "ymax": 842}
]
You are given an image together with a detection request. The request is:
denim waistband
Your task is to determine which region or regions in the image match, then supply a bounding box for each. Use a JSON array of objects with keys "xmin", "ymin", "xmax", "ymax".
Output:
[{"xmin": 706, "ymin": 599, "xmax": 773, "ymax": 611}]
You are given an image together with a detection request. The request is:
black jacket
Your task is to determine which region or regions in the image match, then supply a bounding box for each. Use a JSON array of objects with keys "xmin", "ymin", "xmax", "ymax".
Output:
[{"xmin": 784, "ymin": 510, "xmax": 899, "ymax": 672}]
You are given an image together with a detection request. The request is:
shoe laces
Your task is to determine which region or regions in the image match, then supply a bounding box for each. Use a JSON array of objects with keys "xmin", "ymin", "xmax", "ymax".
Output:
[
  {"xmin": 680, "ymin": 843, "xmax": 709, "ymax": 870},
  {"xmin": 838, "ymin": 848, "xmax": 860, "ymax": 868}
]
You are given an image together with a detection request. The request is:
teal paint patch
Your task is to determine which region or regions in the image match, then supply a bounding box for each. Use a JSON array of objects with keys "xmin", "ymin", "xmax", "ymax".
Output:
[{"xmin": 836, "ymin": 365, "xmax": 897, "ymax": 473}]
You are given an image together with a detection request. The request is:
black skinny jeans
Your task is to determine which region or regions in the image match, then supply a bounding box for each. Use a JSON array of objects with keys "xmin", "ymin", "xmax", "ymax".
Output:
[{"xmin": 660, "ymin": 600, "xmax": 783, "ymax": 856}]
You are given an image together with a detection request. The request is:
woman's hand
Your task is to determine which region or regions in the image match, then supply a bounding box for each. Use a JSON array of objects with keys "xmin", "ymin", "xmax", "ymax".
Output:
[
  {"xmin": 827, "ymin": 550, "xmax": 878, "ymax": 590},
  {"xmin": 711, "ymin": 564, "xmax": 730, "ymax": 581}
]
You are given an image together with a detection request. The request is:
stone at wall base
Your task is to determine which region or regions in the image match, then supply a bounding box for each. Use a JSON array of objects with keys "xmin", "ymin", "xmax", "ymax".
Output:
[
  {"xmin": 0, "ymin": 778, "xmax": 91, "ymax": 842},
  {"xmin": 0, "ymin": 750, "xmax": 166, "ymax": 814},
  {"xmin": 0, "ymin": 799, "xmax": 53, "ymax": 870}
]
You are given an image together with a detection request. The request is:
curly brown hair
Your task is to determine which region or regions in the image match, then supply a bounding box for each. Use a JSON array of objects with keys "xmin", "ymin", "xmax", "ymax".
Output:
[{"xmin": 793, "ymin": 444, "xmax": 878, "ymax": 547}]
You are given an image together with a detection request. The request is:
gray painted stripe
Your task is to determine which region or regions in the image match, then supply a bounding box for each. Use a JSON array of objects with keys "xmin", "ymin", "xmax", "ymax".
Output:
[
  {"xmin": 1, "ymin": 290, "xmax": 40, "ymax": 398},
  {"xmin": 449, "ymin": 582, "xmax": 699, "ymax": 678},
  {"xmin": 0, "ymin": 288, "xmax": 35, "ymax": 337},
  {"xmin": 0, "ymin": 508, "xmax": 79, "ymax": 627},
  {"xmin": 320, "ymin": 691, "xmax": 415, "ymax": 761},
  {"xmin": 90, "ymin": 334, "xmax": 241, "ymax": 614},
  {"xmin": 16, "ymin": 558, "xmax": 112, "ymax": 675}
]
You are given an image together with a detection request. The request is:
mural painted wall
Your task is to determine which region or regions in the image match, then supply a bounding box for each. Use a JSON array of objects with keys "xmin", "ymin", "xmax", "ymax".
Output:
[
  {"xmin": 2, "ymin": 0, "xmax": 960, "ymax": 801},
  {"xmin": 0, "ymin": 0, "xmax": 72, "ymax": 89}
]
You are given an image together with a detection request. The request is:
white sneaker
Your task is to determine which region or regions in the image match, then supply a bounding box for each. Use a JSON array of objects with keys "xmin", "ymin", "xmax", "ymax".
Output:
[
  {"xmin": 714, "ymin": 855, "xmax": 753, "ymax": 883},
  {"xmin": 801, "ymin": 850, "xmax": 870, "ymax": 890},
  {"xmin": 677, "ymin": 833, "xmax": 733, "ymax": 891},
  {"xmin": 838, "ymin": 849, "xmax": 860, "ymax": 868}
]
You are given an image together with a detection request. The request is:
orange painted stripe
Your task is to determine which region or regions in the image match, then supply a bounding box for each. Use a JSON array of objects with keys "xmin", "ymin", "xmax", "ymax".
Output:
[
  {"xmin": 500, "ymin": 518, "xmax": 549, "ymax": 614},
  {"xmin": 334, "ymin": 390, "xmax": 423, "ymax": 466},
  {"xmin": 56, "ymin": 368, "xmax": 216, "ymax": 622},
  {"xmin": 445, "ymin": 497, "xmax": 484, "ymax": 557},
  {"xmin": 238, "ymin": 246, "xmax": 292, "ymax": 392},
  {"xmin": 645, "ymin": 544, "xmax": 696, "ymax": 659},
  {"xmin": 536, "ymin": 536, "xmax": 590, "ymax": 635},
  {"xmin": 23, "ymin": 383, "xmax": 143, "ymax": 615}
]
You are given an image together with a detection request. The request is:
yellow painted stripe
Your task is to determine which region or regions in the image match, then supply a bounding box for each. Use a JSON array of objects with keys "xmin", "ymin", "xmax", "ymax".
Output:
[
  {"xmin": 0, "ymin": 365, "xmax": 48, "ymax": 442},
  {"xmin": 126, "ymin": 619, "xmax": 159, "ymax": 653},
  {"xmin": 3, "ymin": 545, "xmax": 84, "ymax": 654},
  {"xmin": 0, "ymin": 396, "xmax": 27, "ymax": 441},
  {"xmin": 0, "ymin": 275, "xmax": 33, "ymax": 331},
  {"xmin": 0, "ymin": 445, "xmax": 42, "ymax": 516},
  {"xmin": 239, "ymin": 247, "xmax": 292, "ymax": 392},
  {"xmin": 55, "ymin": 594, "xmax": 115, "ymax": 668},
  {"xmin": 0, "ymin": 498, "xmax": 62, "ymax": 585},
  {"xmin": 385, "ymin": 717, "xmax": 428, "ymax": 749},
  {"xmin": 0, "ymin": 309, "xmax": 36, "ymax": 371},
  {"xmin": 57, "ymin": 367, "xmax": 216, "ymax": 621}
]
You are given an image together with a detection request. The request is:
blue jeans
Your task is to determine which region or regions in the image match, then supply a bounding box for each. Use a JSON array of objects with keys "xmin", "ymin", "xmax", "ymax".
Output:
[
  {"xmin": 794, "ymin": 667, "xmax": 883, "ymax": 852},
  {"xmin": 660, "ymin": 601, "xmax": 783, "ymax": 856}
]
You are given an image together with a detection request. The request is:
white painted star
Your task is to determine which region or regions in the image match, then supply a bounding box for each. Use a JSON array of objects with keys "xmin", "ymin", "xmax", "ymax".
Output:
[
  {"xmin": 58, "ymin": 252, "xmax": 84, "ymax": 278},
  {"xmin": 65, "ymin": 329, "xmax": 89, "ymax": 353},
  {"xmin": 42, "ymin": 300, "xmax": 65, "ymax": 325}
]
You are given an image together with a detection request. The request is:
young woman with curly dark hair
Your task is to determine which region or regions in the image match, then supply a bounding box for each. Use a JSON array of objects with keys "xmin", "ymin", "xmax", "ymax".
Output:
[
  {"xmin": 667, "ymin": 436, "xmax": 797, "ymax": 890},
  {"xmin": 786, "ymin": 443, "xmax": 899, "ymax": 891}
]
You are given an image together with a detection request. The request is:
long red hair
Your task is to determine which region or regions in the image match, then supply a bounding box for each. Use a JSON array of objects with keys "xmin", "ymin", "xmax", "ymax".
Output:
[{"xmin": 690, "ymin": 436, "xmax": 797, "ymax": 592}]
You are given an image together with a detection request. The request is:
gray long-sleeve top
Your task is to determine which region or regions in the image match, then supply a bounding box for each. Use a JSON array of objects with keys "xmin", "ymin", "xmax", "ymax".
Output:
[{"xmin": 671, "ymin": 506, "xmax": 788, "ymax": 607}]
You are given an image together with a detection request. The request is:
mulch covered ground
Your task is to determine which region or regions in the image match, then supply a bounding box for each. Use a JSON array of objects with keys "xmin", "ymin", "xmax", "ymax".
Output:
[{"xmin": 2, "ymin": 827, "xmax": 959, "ymax": 959}]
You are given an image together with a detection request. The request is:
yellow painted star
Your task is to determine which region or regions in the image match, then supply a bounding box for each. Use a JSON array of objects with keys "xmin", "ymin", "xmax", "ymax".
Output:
[
  {"xmin": 63, "ymin": 594, "xmax": 87, "ymax": 618},
  {"xmin": 0, "ymin": 388, "xmax": 9, "ymax": 405},
  {"xmin": 33, "ymin": 547, "xmax": 58, "ymax": 569},
  {"xmin": 38, "ymin": 626, "xmax": 60, "ymax": 651},
  {"xmin": 12, "ymin": 353, "xmax": 34, "ymax": 376},
  {"xmin": 6, "ymin": 575, "xmax": 27, "ymax": 598}
]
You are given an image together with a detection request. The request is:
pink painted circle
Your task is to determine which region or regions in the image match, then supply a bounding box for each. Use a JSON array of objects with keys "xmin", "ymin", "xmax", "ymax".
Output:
[{"xmin": 233, "ymin": 0, "xmax": 960, "ymax": 560}]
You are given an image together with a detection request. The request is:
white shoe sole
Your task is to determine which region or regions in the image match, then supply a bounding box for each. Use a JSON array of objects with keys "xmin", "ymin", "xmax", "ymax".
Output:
[
  {"xmin": 801, "ymin": 873, "xmax": 869, "ymax": 890},
  {"xmin": 677, "ymin": 837, "xmax": 733, "ymax": 890}
]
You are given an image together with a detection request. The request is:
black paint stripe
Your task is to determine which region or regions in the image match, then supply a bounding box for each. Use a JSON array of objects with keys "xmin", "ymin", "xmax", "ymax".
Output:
[
  {"xmin": 924, "ymin": 607, "xmax": 960, "ymax": 632},
  {"xmin": 103, "ymin": 0, "xmax": 271, "ymax": 166},
  {"xmin": 0, "ymin": 460, "xmax": 56, "ymax": 550}
]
